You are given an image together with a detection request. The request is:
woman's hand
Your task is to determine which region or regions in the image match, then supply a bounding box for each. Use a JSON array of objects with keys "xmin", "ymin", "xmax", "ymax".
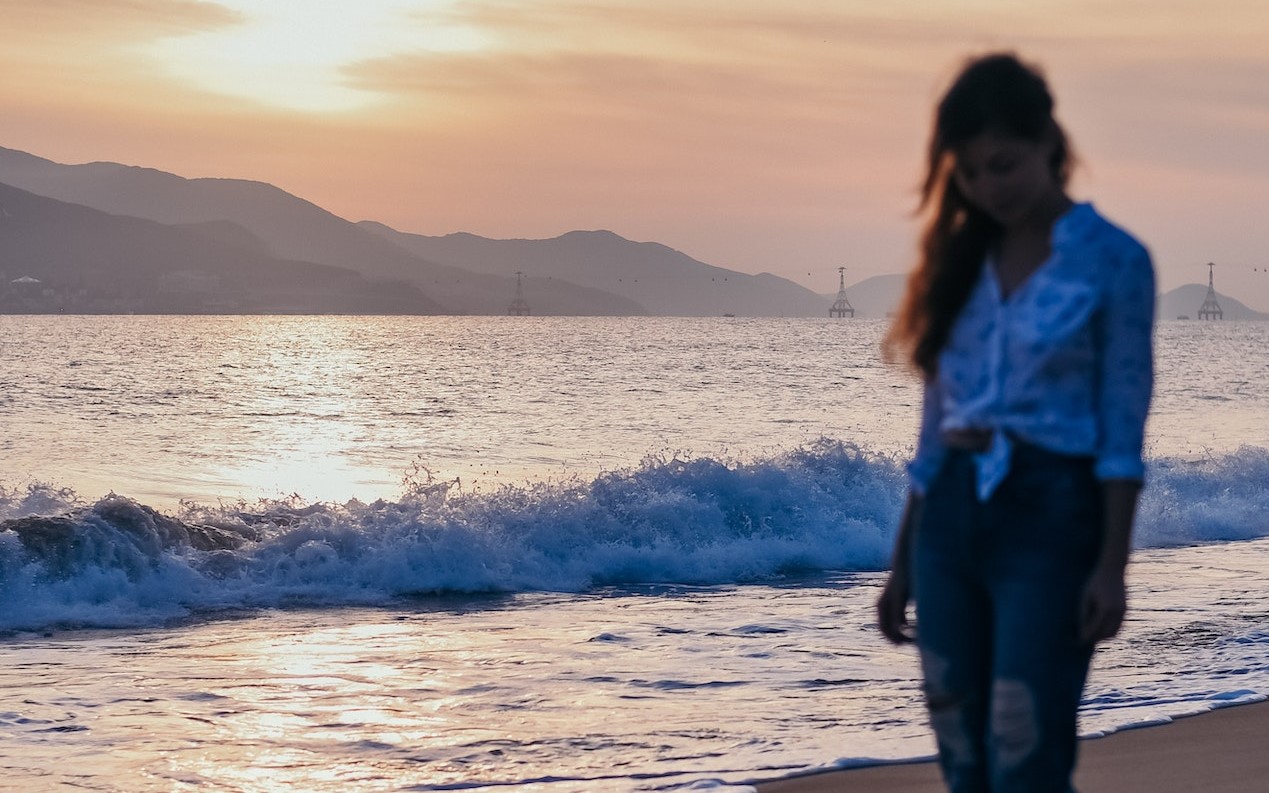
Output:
[
  {"xmin": 878, "ymin": 491, "xmax": 919, "ymax": 645},
  {"xmin": 1078, "ymin": 564, "xmax": 1127, "ymax": 644},
  {"xmin": 877, "ymin": 569, "xmax": 915, "ymax": 644},
  {"xmin": 1079, "ymin": 479, "xmax": 1139, "ymax": 644}
]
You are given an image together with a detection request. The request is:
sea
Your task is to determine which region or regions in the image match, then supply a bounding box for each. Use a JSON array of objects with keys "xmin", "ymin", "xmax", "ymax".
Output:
[{"xmin": 1, "ymin": 315, "xmax": 1266, "ymax": 792}]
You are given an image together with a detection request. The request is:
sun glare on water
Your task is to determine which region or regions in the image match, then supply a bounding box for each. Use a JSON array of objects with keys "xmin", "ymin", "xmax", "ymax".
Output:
[{"xmin": 146, "ymin": 0, "xmax": 489, "ymax": 112}]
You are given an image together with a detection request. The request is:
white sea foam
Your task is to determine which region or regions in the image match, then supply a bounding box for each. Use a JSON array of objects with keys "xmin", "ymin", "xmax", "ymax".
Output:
[
  {"xmin": 1, "ymin": 442, "xmax": 1267, "ymax": 633},
  {"xmin": 1135, "ymin": 445, "xmax": 1269, "ymax": 545}
]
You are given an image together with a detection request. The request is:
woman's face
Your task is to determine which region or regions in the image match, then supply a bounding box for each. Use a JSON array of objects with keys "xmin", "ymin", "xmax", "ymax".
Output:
[{"xmin": 952, "ymin": 129, "xmax": 1060, "ymax": 228}]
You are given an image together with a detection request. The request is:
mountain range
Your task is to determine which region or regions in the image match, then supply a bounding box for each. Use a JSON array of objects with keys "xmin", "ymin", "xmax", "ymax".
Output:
[
  {"xmin": 360, "ymin": 223, "xmax": 827, "ymax": 318},
  {"xmin": 0, "ymin": 146, "xmax": 826, "ymax": 316},
  {"xmin": 1, "ymin": 145, "xmax": 1264, "ymax": 320},
  {"xmin": 0, "ymin": 180, "xmax": 443, "ymax": 314}
]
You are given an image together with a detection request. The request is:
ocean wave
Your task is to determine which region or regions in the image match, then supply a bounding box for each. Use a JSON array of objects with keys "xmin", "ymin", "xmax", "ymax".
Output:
[
  {"xmin": 1, "ymin": 442, "xmax": 1266, "ymax": 632},
  {"xmin": 1135, "ymin": 446, "xmax": 1269, "ymax": 546}
]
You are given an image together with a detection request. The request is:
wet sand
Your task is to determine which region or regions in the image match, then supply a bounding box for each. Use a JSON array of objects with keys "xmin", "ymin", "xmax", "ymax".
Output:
[{"xmin": 754, "ymin": 699, "xmax": 1269, "ymax": 792}]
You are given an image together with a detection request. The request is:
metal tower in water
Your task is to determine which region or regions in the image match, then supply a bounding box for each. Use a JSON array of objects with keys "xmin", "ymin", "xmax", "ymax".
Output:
[
  {"xmin": 829, "ymin": 266, "xmax": 855, "ymax": 318},
  {"xmin": 507, "ymin": 271, "xmax": 531, "ymax": 316},
  {"xmin": 505, "ymin": 271, "xmax": 530, "ymax": 315},
  {"xmin": 1197, "ymin": 262, "xmax": 1223, "ymax": 320}
]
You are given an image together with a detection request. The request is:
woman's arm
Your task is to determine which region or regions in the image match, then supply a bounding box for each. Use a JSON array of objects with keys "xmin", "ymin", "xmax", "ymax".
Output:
[
  {"xmin": 878, "ymin": 376, "xmax": 945, "ymax": 644},
  {"xmin": 1091, "ymin": 244, "xmax": 1154, "ymax": 483},
  {"xmin": 877, "ymin": 490, "xmax": 919, "ymax": 644},
  {"xmin": 1082, "ymin": 243, "xmax": 1155, "ymax": 643},
  {"xmin": 1079, "ymin": 479, "xmax": 1140, "ymax": 643}
]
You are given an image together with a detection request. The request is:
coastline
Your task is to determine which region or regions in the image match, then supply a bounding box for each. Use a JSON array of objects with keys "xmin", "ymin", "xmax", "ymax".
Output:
[{"xmin": 752, "ymin": 698, "xmax": 1269, "ymax": 792}]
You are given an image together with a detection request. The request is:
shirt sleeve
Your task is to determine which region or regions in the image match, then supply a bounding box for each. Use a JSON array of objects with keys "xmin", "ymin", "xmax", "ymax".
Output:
[
  {"xmin": 1093, "ymin": 243, "xmax": 1155, "ymax": 482},
  {"xmin": 907, "ymin": 376, "xmax": 948, "ymax": 496}
]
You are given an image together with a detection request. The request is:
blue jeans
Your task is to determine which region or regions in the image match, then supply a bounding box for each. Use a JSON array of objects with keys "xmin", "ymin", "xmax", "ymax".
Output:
[{"xmin": 911, "ymin": 443, "xmax": 1102, "ymax": 793}]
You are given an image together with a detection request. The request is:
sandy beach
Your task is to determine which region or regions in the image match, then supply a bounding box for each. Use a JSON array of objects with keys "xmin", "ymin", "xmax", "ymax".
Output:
[{"xmin": 754, "ymin": 699, "xmax": 1269, "ymax": 793}]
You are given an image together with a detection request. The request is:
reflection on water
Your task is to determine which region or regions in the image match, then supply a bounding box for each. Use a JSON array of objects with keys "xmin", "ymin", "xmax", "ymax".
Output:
[
  {"xmin": 2, "ymin": 316, "xmax": 914, "ymax": 507},
  {"xmin": 2, "ymin": 539, "xmax": 1266, "ymax": 792},
  {"xmin": 3, "ymin": 316, "xmax": 1265, "ymax": 510},
  {"xmin": 0, "ymin": 582, "xmax": 922, "ymax": 792}
]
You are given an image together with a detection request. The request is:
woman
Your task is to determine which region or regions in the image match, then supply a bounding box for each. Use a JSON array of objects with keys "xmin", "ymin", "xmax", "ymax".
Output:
[{"xmin": 876, "ymin": 53, "xmax": 1154, "ymax": 793}]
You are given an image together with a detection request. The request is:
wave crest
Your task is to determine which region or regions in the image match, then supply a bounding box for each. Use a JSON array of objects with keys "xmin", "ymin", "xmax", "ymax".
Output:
[{"xmin": 1, "ymin": 442, "xmax": 1265, "ymax": 632}]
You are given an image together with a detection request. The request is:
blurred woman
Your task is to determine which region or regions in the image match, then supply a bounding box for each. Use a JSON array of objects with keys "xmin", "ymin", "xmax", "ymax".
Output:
[{"xmin": 877, "ymin": 52, "xmax": 1155, "ymax": 793}]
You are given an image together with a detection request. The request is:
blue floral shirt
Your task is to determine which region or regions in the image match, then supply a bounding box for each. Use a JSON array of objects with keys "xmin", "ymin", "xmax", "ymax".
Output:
[{"xmin": 908, "ymin": 202, "xmax": 1155, "ymax": 501}]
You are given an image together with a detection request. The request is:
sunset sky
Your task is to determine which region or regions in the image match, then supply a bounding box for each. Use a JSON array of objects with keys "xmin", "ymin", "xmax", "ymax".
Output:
[{"xmin": 4, "ymin": 0, "xmax": 1269, "ymax": 306}]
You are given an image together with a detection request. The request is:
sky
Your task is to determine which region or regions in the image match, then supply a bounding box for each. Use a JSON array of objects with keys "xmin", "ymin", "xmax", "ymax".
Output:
[{"xmin": 3, "ymin": 0, "xmax": 1269, "ymax": 308}]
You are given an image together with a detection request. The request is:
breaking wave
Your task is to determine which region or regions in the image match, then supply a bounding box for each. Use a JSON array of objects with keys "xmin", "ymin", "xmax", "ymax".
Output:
[{"xmin": 2, "ymin": 441, "xmax": 1266, "ymax": 632}]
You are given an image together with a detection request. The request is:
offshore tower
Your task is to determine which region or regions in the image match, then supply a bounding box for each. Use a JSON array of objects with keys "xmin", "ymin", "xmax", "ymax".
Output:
[
  {"xmin": 507, "ymin": 271, "xmax": 531, "ymax": 316},
  {"xmin": 1197, "ymin": 262, "xmax": 1223, "ymax": 320},
  {"xmin": 829, "ymin": 267, "xmax": 855, "ymax": 318}
]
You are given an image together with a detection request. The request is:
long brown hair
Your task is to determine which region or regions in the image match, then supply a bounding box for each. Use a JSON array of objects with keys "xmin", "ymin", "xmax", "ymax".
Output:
[{"xmin": 883, "ymin": 53, "xmax": 1074, "ymax": 376}]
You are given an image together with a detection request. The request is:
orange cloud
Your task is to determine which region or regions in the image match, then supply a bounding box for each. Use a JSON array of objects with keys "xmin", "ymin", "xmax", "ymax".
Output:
[
  {"xmin": 0, "ymin": 0, "xmax": 244, "ymax": 110},
  {"xmin": 4, "ymin": 0, "xmax": 240, "ymax": 45}
]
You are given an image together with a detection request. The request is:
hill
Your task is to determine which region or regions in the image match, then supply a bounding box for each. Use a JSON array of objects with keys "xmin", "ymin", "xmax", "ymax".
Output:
[
  {"xmin": 361, "ymin": 224, "xmax": 829, "ymax": 316},
  {"xmin": 1158, "ymin": 284, "xmax": 1269, "ymax": 321},
  {"xmin": 0, "ymin": 181, "xmax": 441, "ymax": 314},
  {"xmin": 1, "ymin": 146, "xmax": 824, "ymax": 316},
  {"xmin": 0, "ymin": 146, "xmax": 644, "ymax": 316}
]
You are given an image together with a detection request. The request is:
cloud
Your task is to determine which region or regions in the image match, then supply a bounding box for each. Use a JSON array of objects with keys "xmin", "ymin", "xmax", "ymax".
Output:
[
  {"xmin": 355, "ymin": 2, "xmax": 981, "ymax": 94},
  {"xmin": 341, "ymin": 3, "xmax": 957, "ymax": 162},
  {"xmin": 0, "ymin": 0, "xmax": 250, "ymax": 122},
  {"xmin": 5, "ymin": 0, "xmax": 241, "ymax": 41},
  {"xmin": 1, "ymin": 0, "xmax": 242, "ymax": 85}
]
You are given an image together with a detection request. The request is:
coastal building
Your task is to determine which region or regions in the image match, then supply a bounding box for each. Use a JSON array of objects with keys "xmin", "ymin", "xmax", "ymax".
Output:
[{"xmin": 10, "ymin": 275, "xmax": 46, "ymax": 299}]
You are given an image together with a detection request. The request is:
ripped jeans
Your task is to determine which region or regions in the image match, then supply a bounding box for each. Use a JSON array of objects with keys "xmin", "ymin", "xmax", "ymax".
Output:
[{"xmin": 911, "ymin": 443, "xmax": 1102, "ymax": 793}]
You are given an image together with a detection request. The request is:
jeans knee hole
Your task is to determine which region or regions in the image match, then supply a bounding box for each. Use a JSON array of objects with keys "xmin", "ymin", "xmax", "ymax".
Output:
[
  {"xmin": 991, "ymin": 678, "xmax": 1039, "ymax": 768},
  {"xmin": 920, "ymin": 651, "xmax": 982, "ymax": 768}
]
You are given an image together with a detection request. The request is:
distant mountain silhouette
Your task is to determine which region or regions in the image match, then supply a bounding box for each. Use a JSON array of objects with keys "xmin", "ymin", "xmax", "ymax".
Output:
[
  {"xmin": 0, "ymin": 146, "xmax": 644, "ymax": 315},
  {"xmin": 0, "ymin": 146, "xmax": 837, "ymax": 316},
  {"xmin": 1158, "ymin": 284, "xmax": 1269, "ymax": 321},
  {"xmin": 360, "ymin": 224, "xmax": 829, "ymax": 316},
  {"xmin": 0, "ymin": 181, "xmax": 442, "ymax": 314},
  {"xmin": 10, "ymin": 146, "xmax": 1265, "ymax": 321},
  {"xmin": 0, "ymin": 147, "xmax": 429, "ymax": 274},
  {"xmin": 175, "ymin": 219, "xmax": 273, "ymax": 257}
]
